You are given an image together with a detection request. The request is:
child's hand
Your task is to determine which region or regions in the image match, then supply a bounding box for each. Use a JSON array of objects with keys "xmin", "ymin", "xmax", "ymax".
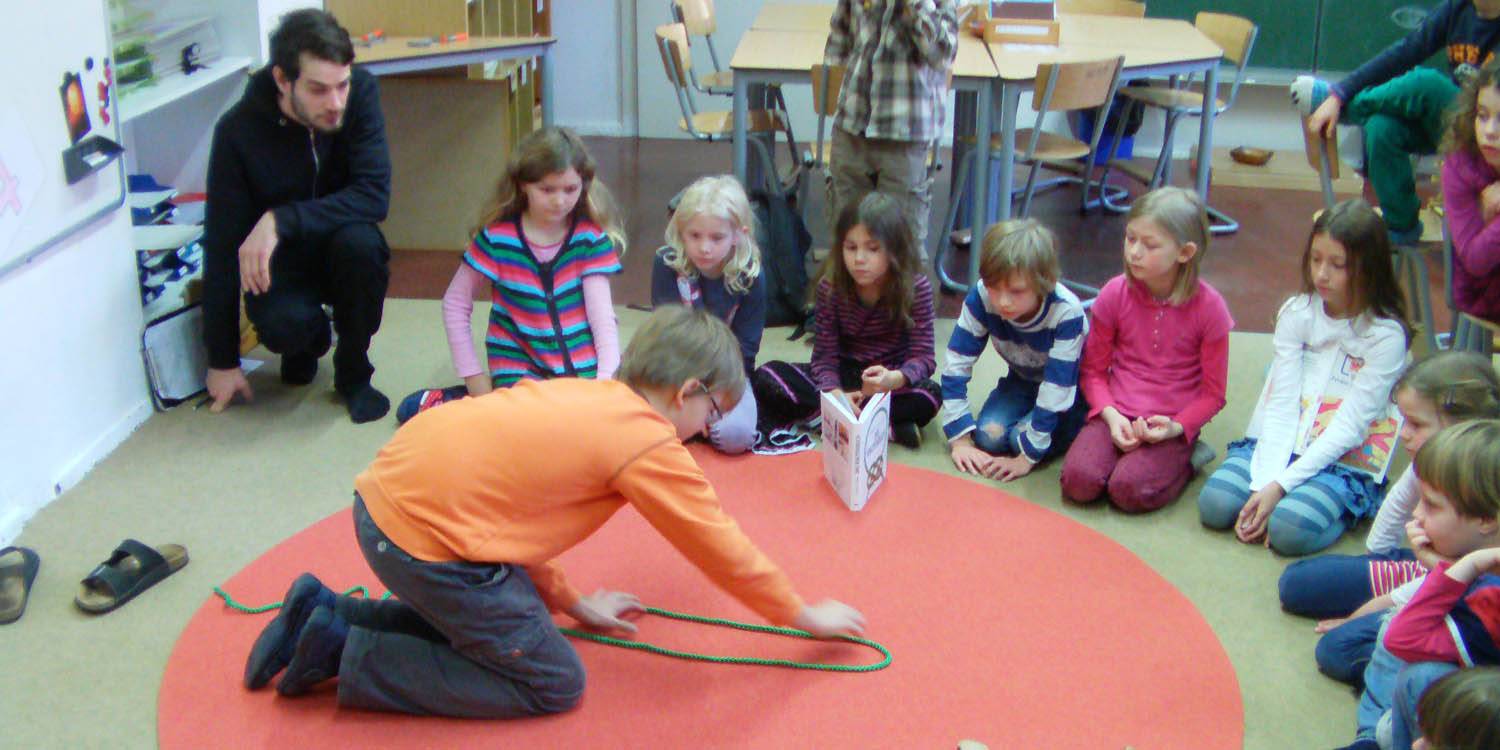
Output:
[
  {"xmin": 1135, "ymin": 415, "xmax": 1183, "ymax": 444},
  {"xmin": 949, "ymin": 436, "xmax": 995, "ymax": 476},
  {"xmin": 1405, "ymin": 518, "xmax": 1440, "ymax": 566},
  {"xmin": 1482, "ymin": 182, "xmax": 1500, "ymax": 223},
  {"xmin": 793, "ymin": 599, "xmax": 867, "ymax": 638},
  {"xmin": 985, "ymin": 454, "xmax": 1035, "ymax": 482},
  {"xmin": 1314, "ymin": 616, "xmax": 1349, "ymax": 634},
  {"xmin": 568, "ymin": 589, "xmax": 645, "ymax": 634},
  {"xmin": 844, "ymin": 390, "xmax": 866, "ymax": 415},
  {"xmin": 1102, "ymin": 408, "xmax": 1140, "ymax": 452},
  {"xmin": 1235, "ymin": 483, "xmax": 1285, "ymax": 544},
  {"xmin": 861, "ymin": 365, "xmax": 906, "ymax": 395}
]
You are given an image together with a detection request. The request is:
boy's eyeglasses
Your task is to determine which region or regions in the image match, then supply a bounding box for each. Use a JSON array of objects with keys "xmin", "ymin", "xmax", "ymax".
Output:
[{"xmin": 697, "ymin": 383, "xmax": 724, "ymax": 426}]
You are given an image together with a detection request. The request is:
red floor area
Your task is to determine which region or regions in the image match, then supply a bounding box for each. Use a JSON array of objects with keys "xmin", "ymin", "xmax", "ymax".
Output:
[{"xmin": 160, "ymin": 448, "xmax": 1242, "ymax": 749}]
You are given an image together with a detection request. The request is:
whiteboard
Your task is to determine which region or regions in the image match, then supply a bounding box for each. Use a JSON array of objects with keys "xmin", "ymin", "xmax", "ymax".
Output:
[{"xmin": 0, "ymin": 0, "xmax": 126, "ymax": 277}]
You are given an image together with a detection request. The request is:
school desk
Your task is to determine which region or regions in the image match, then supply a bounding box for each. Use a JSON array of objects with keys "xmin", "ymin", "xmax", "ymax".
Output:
[
  {"xmin": 729, "ymin": 11, "xmax": 1224, "ymax": 288},
  {"xmin": 751, "ymin": 2, "xmax": 835, "ymax": 31},
  {"xmin": 353, "ymin": 35, "xmax": 558, "ymax": 124}
]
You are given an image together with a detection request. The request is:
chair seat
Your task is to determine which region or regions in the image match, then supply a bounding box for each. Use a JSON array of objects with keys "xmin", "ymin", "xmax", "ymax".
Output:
[
  {"xmin": 680, "ymin": 109, "xmax": 786, "ymax": 138},
  {"xmin": 1002, "ymin": 129, "xmax": 1091, "ymax": 162},
  {"xmin": 701, "ymin": 69, "xmax": 733, "ymax": 93},
  {"xmin": 1118, "ymin": 86, "xmax": 1227, "ymax": 112}
]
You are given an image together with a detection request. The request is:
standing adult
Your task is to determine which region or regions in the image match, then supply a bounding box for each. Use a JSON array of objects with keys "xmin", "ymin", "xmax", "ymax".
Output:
[{"xmin": 202, "ymin": 9, "xmax": 392, "ymax": 422}]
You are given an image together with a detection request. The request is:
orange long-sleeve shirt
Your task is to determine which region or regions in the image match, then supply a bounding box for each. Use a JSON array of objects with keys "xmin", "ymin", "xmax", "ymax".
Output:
[{"xmin": 354, "ymin": 378, "xmax": 804, "ymax": 625}]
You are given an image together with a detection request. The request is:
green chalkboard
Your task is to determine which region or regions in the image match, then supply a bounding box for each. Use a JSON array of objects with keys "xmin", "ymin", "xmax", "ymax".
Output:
[
  {"xmin": 1143, "ymin": 0, "xmax": 1442, "ymax": 74},
  {"xmin": 1145, "ymin": 0, "xmax": 1318, "ymax": 71},
  {"xmin": 1316, "ymin": 0, "xmax": 1445, "ymax": 74}
]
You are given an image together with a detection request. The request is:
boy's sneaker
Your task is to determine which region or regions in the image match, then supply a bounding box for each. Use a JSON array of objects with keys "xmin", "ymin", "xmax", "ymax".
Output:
[
  {"xmin": 892, "ymin": 421, "xmax": 923, "ymax": 449},
  {"xmin": 276, "ymin": 605, "xmax": 349, "ymax": 696},
  {"xmin": 395, "ymin": 385, "xmax": 469, "ymax": 424},
  {"xmin": 243, "ymin": 573, "xmax": 338, "ymax": 689},
  {"xmin": 1289, "ymin": 75, "xmax": 1332, "ymax": 117}
]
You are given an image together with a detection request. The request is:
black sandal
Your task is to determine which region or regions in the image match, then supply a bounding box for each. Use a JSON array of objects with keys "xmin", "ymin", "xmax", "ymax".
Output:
[
  {"xmin": 0, "ymin": 546, "xmax": 40, "ymax": 624},
  {"xmin": 75, "ymin": 539, "xmax": 189, "ymax": 614}
]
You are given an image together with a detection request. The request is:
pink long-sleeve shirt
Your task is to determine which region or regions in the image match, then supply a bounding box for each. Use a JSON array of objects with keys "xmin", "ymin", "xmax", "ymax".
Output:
[
  {"xmin": 1442, "ymin": 147, "xmax": 1500, "ymax": 321},
  {"xmin": 1079, "ymin": 274, "xmax": 1234, "ymax": 444}
]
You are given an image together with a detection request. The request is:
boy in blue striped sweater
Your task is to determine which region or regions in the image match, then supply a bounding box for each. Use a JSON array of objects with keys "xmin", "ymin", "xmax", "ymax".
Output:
[{"xmin": 941, "ymin": 219, "xmax": 1088, "ymax": 482}]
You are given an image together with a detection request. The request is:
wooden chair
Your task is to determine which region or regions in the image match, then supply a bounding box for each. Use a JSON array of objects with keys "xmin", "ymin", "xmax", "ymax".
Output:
[
  {"xmin": 935, "ymin": 57, "xmax": 1125, "ymax": 291},
  {"xmin": 1056, "ymin": 0, "xmax": 1146, "ymax": 17},
  {"xmin": 655, "ymin": 23, "xmax": 802, "ymax": 197},
  {"xmin": 1097, "ymin": 13, "xmax": 1256, "ymax": 236},
  {"xmin": 669, "ymin": 0, "xmax": 734, "ymax": 96},
  {"xmin": 1305, "ymin": 121, "xmax": 1441, "ymax": 354}
]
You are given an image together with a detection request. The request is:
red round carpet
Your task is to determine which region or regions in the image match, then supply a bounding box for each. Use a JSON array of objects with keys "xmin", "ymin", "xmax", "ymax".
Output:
[{"xmin": 160, "ymin": 449, "xmax": 1241, "ymax": 749}]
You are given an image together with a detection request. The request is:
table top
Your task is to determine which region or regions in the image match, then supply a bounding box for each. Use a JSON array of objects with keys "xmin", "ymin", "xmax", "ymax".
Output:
[
  {"xmin": 353, "ymin": 35, "xmax": 555, "ymax": 66},
  {"xmin": 752, "ymin": 2, "xmax": 834, "ymax": 31},
  {"xmin": 732, "ymin": 29, "xmax": 999, "ymax": 79}
]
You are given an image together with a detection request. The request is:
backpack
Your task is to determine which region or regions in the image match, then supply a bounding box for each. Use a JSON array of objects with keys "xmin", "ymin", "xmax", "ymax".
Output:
[{"xmin": 749, "ymin": 188, "xmax": 812, "ymax": 334}]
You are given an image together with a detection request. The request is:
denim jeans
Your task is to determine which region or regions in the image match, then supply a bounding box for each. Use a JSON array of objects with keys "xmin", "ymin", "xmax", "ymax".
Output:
[
  {"xmin": 1315, "ymin": 609, "xmax": 1386, "ymax": 689},
  {"xmin": 1355, "ymin": 613, "xmax": 1403, "ymax": 741},
  {"xmin": 340, "ymin": 495, "xmax": 585, "ymax": 717},
  {"xmin": 969, "ymin": 374, "xmax": 1086, "ymax": 462},
  {"xmin": 1390, "ymin": 661, "xmax": 1458, "ymax": 750}
]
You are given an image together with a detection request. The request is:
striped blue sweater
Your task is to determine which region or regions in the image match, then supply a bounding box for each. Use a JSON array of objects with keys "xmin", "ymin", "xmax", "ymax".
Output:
[{"xmin": 940, "ymin": 284, "xmax": 1088, "ymax": 461}]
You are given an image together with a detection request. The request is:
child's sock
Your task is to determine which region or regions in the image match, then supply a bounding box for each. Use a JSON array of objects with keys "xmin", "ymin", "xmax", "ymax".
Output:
[
  {"xmin": 340, "ymin": 382, "xmax": 390, "ymax": 424},
  {"xmin": 1289, "ymin": 75, "xmax": 1331, "ymax": 117}
]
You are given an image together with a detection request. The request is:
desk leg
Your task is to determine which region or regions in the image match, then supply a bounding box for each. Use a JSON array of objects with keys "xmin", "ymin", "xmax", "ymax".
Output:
[
  {"xmin": 967, "ymin": 83, "xmax": 993, "ymax": 291},
  {"xmin": 733, "ymin": 75, "xmax": 749, "ymax": 186},
  {"xmin": 1195, "ymin": 63, "xmax": 1218, "ymax": 198},
  {"xmin": 540, "ymin": 51, "xmax": 554, "ymax": 126}
]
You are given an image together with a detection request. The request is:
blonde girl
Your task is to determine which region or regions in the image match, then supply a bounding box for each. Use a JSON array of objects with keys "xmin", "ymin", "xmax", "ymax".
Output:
[
  {"xmin": 1059, "ymin": 186, "xmax": 1234, "ymax": 512},
  {"xmin": 652, "ymin": 175, "xmax": 765, "ymax": 453},
  {"xmin": 397, "ymin": 127, "xmax": 626, "ymax": 423},
  {"xmin": 752, "ymin": 192, "xmax": 939, "ymax": 448},
  {"xmin": 1199, "ymin": 198, "xmax": 1411, "ymax": 556}
]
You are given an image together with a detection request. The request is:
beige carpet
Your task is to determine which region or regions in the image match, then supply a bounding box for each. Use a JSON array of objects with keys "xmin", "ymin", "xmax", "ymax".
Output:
[{"xmin": 0, "ymin": 299, "xmax": 1373, "ymax": 748}]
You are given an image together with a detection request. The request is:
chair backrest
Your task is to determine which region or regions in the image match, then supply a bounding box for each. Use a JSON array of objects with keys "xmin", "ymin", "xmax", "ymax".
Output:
[
  {"xmin": 1195, "ymin": 12, "xmax": 1258, "ymax": 112},
  {"xmin": 674, "ymin": 0, "xmax": 718, "ymax": 36},
  {"xmin": 1056, "ymin": 0, "xmax": 1145, "ymax": 17},
  {"xmin": 1032, "ymin": 56, "xmax": 1123, "ymax": 113},
  {"xmin": 655, "ymin": 23, "xmax": 700, "ymax": 127}
]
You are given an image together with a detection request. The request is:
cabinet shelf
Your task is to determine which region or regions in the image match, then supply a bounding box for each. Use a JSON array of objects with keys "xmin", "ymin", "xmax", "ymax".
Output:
[{"xmin": 119, "ymin": 55, "xmax": 253, "ymax": 123}]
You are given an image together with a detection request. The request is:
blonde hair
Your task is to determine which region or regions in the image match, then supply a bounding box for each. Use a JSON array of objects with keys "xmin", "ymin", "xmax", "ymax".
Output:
[
  {"xmin": 475, "ymin": 126, "xmax": 628, "ymax": 256},
  {"xmin": 979, "ymin": 218, "xmax": 1060, "ymax": 296},
  {"xmin": 815, "ymin": 192, "xmax": 921, "ymax": 327},
  {"xmin": 617, "ymin": 306, "xmax": 746, "ymax": 403},
  {"xmin": 1124, "ymin": 187, "xmax": 1209, "ymax": 305},
  {"xmin": 1414, "ymin": 420, "xmax": 1500, "ymax": 520},
  {"xmin": 660, "ymin": 175, "xmax": 762, "ymax": 294},
  {"xmin": 1394, "ymin": 351, "xmax": 1500, "ymax": 427},
  {"xmin": 1418, "ymin": 667, "xmax": 1500, "ymax": 750}
]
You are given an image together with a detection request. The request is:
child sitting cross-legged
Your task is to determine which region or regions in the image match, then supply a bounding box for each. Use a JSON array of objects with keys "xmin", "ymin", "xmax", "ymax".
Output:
[
  {"xmin": 1335, "ymin": 420, "xmax": 1500, "ymax": 750},
  {"xmin": 241, "ymin": 307, "xmax": 866, "ymax": 718},
  {"xmin": 940, "ymin": 219, "xmax": 1089, "ymax": 482}
]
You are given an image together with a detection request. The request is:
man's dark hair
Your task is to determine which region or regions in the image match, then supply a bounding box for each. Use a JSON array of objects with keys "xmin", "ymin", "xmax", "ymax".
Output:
[{"xmin": 269, "ymin": 9, "xmax": 355, "ymax": 82}]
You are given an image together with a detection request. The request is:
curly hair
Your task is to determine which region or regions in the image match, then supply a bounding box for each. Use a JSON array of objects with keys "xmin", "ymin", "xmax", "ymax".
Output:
[{"xmin": 1443, "ymin": 58, "xmax": 1500, "ymax": 159}]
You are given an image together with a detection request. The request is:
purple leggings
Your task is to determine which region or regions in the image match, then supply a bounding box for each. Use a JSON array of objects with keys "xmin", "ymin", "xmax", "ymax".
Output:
[{"xmin": 1059, "ymin": 417, "xmax": 1194, "ymax": 513}]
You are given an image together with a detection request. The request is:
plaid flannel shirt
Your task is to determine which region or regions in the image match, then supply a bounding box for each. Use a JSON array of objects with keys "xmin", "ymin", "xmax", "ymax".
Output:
[{"xmin": 824, "ymin": 0, "xmax": 958, "ymax": 144}]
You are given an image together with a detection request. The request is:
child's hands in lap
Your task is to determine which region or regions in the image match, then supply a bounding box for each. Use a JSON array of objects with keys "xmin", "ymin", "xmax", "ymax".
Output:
[
  {"xmin": 860, "ymin": 365, "xmax": 906, "ymax": 395},
  {"xmin": 569, "ymin": 589, "xmax": 646, "ymax": 634},
  {"xmin": 1101, "ymin": 408, "xmax": 1140, "ymax": 452},
  {"xmin": 1235, "ymin": 483, "xmax": 1286, "ymax": 544},
  {"xmin": 1132, "ymin": 415, "xmax": 1183, "ymax": 444},
  {"xmin": 1314, "ymin": 616, "xmax": 1349, "ymax": 634}
]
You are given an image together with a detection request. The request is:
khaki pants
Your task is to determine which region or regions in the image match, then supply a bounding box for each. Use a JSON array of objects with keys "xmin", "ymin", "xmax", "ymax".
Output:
[{"xmin": 828, "ymin": 128, "xmax": 933, "ymax": 261}]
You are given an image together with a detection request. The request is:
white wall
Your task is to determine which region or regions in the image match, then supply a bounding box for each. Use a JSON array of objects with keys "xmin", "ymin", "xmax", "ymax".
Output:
[
  {"xmin": 0, "ymin": 207, "xmax": 150, "ymax": 546},
  {"xmin": 553, "ymin": 1, "xmax": 632, "ymax": 136}
]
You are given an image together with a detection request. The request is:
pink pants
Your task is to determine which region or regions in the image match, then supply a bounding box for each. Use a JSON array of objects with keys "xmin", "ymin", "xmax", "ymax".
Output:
[{"xmin": 1059, "ymin": 417, "xmax": 1194, "ymax": 513}]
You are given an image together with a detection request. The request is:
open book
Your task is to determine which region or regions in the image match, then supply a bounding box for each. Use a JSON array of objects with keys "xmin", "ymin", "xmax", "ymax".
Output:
[
  {"xmin": 821, "ymin": 390, "xmax": 890, "ymax": 511},
  {"xmin": 1257, "ymin": 346, "xmax": 1404, "ymax": 482}
]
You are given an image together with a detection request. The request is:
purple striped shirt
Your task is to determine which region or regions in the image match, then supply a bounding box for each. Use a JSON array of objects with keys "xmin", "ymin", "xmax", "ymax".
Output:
[{"xmin": 811, "ymin": 275, "xmax": 936, "ymax": 391}]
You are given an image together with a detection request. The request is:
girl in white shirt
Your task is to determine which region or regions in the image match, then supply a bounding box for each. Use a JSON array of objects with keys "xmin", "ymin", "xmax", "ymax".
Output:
[{"xmin": 1197, "ymin": 199, "xmax": 1411, "ymax": 556}]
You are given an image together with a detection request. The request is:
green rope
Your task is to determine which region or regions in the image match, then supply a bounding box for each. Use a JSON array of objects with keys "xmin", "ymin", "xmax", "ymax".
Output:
[{"xmin": 212, "ymin": 586, "xmax": 889, "ymax": 672}]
